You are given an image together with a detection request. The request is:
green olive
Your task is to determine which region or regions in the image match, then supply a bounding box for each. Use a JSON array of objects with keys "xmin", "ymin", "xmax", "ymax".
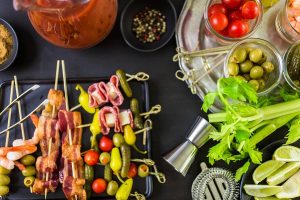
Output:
[
  {"xmin": 0, "ymin": 186, "xmax": 9, "ymax": 196},
  {"xmin": 243, "ymin": 74, "xmax": 251, "ymax": 81},
  {"xmin": 245, "ymin": 47, "xmax": 254, "ymax": 54},
  {"xmin": 258, "ymin": 79, "xmax": 266, "ymax": 90},
  {"xmin": 240, "ymin": 60, "xmax": 253, "ymax": 73},
  {"xmin": 20, "ymin": 155, "xmax": 36, "ymax": 166},
  {"xmin": 0, "ymin": 175, "xmax": 10, "ymax": 186},
  {"xmin": 22, "ymin": 166, "xmax": 36, "ymax": 177},
  {"xmin": 106, "ymin": 180, "xmax": 119, "ymax": 196},
  {"xmin": 262, "ymin": 61, "xmax": 275, "ymax": 73},
  {"xmin": 138, "ymin": 164, "xmax": 149, "ymax": 178},
  {"xmin": 99, "ymin": 152, "xmax": 111, "ymax": 165},
  {"xmin": 228, "ymin": 62, "xmax": 239, "ymax": 76},
  {"xmin": 293, "ymin": 80, "xmax": 300, "ymax": 86},
  {"xmin": 249, "ymin": 49, "xmax": 263, "ymax": 63},
  {"xmin": 229, "ymin": 56, "xmax": 235, "ymax": 63},
  {"xmin": 235, "ymin": 75, "xmax": 246, "ymax": 81},
  {"xmin": 0, "ymin": 166, "xmax": 11, "ymax": 175},
  {"xmin": 258, "ymin": 53, "xmax": 267, "ymax": 65},
  {"xmin": 231, "ymin": 48, "xmax": 247, "ymax": 63},
  {"xmin": 113, "ymin": 133, "xmax": 125, "ymax": 147},
  {"xmin": 250, "ymin": 66, "xmax": 264, "ymax": 79},
  {"xmin": 24, "ymin": 176, "xmax": 35, "ymax": 187},
  {"xmin": 249, "ymin": 80, "xmax": 260, "ymax": 91}
]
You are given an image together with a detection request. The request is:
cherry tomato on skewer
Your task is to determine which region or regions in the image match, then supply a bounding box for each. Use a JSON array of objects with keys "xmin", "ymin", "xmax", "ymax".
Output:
[
  {"xmin": 92, "ymin": 178, "xmax": 107, "ymax": 194},
  {"xmin": 127, "ymin": 163, "xmax": 138, "ymax": 178},
  {"xmin": 84, "ymin": 150, "xmax": 99, "ymax": 166},
  {"xmin": 99, "ymin": 136, "xmax": 114, "ymax": 152}
]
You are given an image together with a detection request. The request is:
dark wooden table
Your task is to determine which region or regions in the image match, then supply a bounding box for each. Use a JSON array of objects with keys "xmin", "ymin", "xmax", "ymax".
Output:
[{"xmin": 0, "ymin": 0, "xmax": 241, "ymax": 199}]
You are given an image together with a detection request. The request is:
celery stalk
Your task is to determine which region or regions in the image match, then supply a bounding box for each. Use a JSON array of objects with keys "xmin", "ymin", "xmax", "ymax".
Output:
[
  {"xmin": 249, "ymin": 112, "xmax": 299, "ymax": 147},
  {"xmin": 208, "ymin": 99, "xmax": 300, "ymax": 123}
]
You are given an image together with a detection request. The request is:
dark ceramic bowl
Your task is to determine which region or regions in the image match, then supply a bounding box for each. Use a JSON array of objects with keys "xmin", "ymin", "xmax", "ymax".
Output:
[
  {"xmin": 0, "ymin": 18, "xmax": 18, "ymax": 71},
  {"xmin": 240, "ymin": 139, "xmax": 300, "ymax": 200},
  {"xmin": 120, "ymin": 0, "xmax": 177, "ymax": 52}
]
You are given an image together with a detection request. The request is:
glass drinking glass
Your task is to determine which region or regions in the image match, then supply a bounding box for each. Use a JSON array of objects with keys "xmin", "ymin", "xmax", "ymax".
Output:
[
  {"xmin": 204, "ymin": 0, "xmax": 263, "ymax": 45},
  {"xmin": 275, "ymin": 0, "xmax": 300, "ymax": 43},
  {"xmin": 224, "ymin": 38, "xmax": 284, "ymax": 96}
]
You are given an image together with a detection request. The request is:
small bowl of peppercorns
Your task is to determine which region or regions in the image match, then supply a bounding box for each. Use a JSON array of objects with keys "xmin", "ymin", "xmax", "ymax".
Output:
[{"xmin": 120, "ymin": 0, "xmax": 177, "ymax": 52}]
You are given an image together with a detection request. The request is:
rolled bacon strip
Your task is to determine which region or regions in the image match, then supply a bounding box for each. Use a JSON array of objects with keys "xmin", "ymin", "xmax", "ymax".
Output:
[{"xmin": 88, "ymin": 82, "xmax": 108, "ymax": 108}]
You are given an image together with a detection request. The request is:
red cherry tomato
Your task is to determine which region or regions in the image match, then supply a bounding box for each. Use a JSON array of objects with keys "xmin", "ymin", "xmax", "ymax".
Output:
[
  {"xmin": 127, "ymin": 163, "xmax": 138, "ymax": 178},
  {"xmin": 228, "ymin": 19, "xmax": 250, "ymax": 38},
  {"xmin": 84, "ymin": 150, "xmax": 99, "ymax": 166},
  {"xmin": 221, "ymin": 0, "xmax": 241, "ymax": 9},
  {"xmin": 209, "ymin": 13, "xmax": 228, "ymax": 31},
  {"xmin": 241, "ymin": 1, "xmax": 259, "ymax": 19},
  {"xmin": 208, "ymin": 3, "xmax": 227, "ymax": 16},
  {"xmin": 92, "ymin": 178, "xmax": 107, "ymax": 194},
  {"xmin": 99, "ymin": 136, "xmax": 113, "ymax": 152},
  {"xmin": 229, "ymin": 10, "xmax": 243, "ymax": 20},
  {"xmin": 218, "ymin": 28, "xmax": 229, "ymax": 36}
]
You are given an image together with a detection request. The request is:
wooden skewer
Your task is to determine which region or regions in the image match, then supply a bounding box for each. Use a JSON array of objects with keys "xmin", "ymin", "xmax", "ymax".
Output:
[
  {"xmin": 45, "ymin": 60, "xmax": 60, "ymax": 200},
  {"xmin": 5, "ymin": 81, "xmax": 14, "ymax": 147},
  {"xmin": 0, "ymin": 100, "xmax": 49, "ymax": 135},
  {"xmin": 62, "ymin": 60, "xmax": 78, "ymax": 200},
  {"xmin": 14, "ymin": 76, "xmax": 33, "ymax": 192},
  {"xmin": 0, "ymin": 81, "xmax": 14, "ymax": 198},
  {"xmin": 14, "ymin": 76, "xmax": 25, "ymax": 141}
]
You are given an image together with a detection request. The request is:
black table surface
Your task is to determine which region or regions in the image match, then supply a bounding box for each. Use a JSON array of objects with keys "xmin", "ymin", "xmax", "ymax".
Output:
[{"xmin": 0, "ymin": 1, "xmax": 288, "ymax": 200}]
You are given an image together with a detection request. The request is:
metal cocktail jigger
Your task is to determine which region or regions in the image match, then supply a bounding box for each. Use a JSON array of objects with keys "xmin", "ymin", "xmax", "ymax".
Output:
[{"xmin": 163, "ymin": 116, "xmax": 216, "ymax": 176}]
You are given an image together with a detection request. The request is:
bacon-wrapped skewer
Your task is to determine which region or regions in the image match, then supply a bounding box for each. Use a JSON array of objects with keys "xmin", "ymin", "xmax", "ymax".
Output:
[
  {"xmin": 59, "ymin": 110, "xmax": 85, "ymax": 200},
  {"xmin": 31, "ymin": 89, "xmax": 64, "ymax": 195},
  {"xmin": 60, "ymin": 60, "xmax": 86, "ymax": 200}
]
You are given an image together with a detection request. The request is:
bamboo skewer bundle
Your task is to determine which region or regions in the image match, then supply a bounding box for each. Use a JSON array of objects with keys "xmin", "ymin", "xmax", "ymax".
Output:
[
  {"xmin": 14, "ymin": 76, "xmax": 25, "ymax": 141},
  {"xmin": 45, "ymin": 60, "xmax": 60, "ymax": 200},
  {"xmin": 14, "ymin": 76, "xmax": 34, "ymax": 193},
  {"xmin": 5, "ymin": 80, "xmax": 14, "ymax": 148},
  {"xmin": 62, "ymin": 60, "xmax": 78, "ymax": 200}
]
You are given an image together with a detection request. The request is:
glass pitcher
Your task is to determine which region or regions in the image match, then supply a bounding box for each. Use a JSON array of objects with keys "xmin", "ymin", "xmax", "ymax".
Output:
[{"xmin": 13, "ymin": 0, "xmax": 118, "ymax": 49}]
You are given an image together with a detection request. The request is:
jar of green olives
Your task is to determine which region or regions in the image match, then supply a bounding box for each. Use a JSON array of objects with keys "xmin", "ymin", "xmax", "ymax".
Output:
[{"xmin": 224, "ymin": 38, "xmax": 283, "ymax": 95}]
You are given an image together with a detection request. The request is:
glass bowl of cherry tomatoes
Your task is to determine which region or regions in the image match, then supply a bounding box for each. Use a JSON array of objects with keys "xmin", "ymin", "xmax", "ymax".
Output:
[{"xmin": 204, "ymin": 0, "xmax": 263, "ymax": 44}]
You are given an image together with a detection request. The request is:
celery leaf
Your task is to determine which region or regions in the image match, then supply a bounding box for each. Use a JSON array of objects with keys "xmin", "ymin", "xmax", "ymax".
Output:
[
  {"xmin": 286, "ymin": 122, "xmax": 300, "ymax": 145},
  {"xmin": 202, "ymin": 92, "xmax": 217, "ymax": 113},
  {"xmin": 235, "ymin": 161, "xmax": 250, "ymax": 181}
]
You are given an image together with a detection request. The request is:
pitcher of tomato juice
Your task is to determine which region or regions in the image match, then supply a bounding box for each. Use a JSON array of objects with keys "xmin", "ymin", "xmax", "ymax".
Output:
[{"xmin": 13, "ymin": 0, "xmax": 118, "ymax": 49}]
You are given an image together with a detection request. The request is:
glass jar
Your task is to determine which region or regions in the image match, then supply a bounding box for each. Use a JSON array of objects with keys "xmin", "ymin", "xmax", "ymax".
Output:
[
  {"xmin": 275, "ymin": 0, "xmax": 300, "ymax": 44},
  {"xmin": 204, "ymin": 0, "xmax": 263, "ymax": 45},
  {"xmin": 14, "ymin": 0, "xmax": 118, "ymax": 49},
  {"xmin": 224, "ymin": 38, "xmax": 283, "ymax": 96},
  {"xmin": 283, "ymin": 41, "xmax": 300, "ymax": 91}
]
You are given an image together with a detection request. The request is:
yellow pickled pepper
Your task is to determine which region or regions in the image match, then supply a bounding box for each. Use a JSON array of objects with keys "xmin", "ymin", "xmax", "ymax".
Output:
[
  {"xmin": 115, "ymin": 178, "xmax": 133, "ymax": 200},
  {"xmin": 75, "ymin": 84, "xmax": 95, "ymax": 114}
]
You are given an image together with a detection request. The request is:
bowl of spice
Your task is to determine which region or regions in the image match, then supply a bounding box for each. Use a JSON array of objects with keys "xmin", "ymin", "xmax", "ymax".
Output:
[
  {"xmin": 120, "ymin": 0, "xmax": 177, "ymax": 52},
  {"xmin": 0, "ymin": 18, "xmax": 18, "ymax": 71}
]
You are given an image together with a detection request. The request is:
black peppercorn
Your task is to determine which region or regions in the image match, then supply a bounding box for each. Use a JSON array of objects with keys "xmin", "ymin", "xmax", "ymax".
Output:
[{"xmin": 132, "ymin": 7, "xmax": 167, "ymax": 43}]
